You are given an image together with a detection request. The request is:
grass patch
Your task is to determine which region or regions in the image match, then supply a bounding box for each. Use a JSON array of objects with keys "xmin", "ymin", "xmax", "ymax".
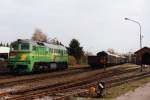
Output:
[
  {"xmin": 74, "ymin": 76, "xmax": 150, "ymax": 100},
  {"xmin": 105, "ymin": 76, "xmax": 150, "ymax": 99}
]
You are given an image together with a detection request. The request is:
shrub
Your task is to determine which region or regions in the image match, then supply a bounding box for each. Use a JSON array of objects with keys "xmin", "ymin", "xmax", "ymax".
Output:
[{"xmin": 68, "ymin": 56, "xmax": 77, "ymax": 65}]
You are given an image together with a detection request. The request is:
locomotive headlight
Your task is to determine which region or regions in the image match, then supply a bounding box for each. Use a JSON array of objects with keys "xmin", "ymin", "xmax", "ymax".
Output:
[{"xmin": 21, "ymin": 54, "xmax": 27, "ymax": 61}]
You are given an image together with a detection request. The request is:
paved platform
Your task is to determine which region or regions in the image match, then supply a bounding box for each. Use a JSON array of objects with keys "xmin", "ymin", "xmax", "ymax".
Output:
[{"xmin": 115, "ymin": 82, "xmax": 150, "ymax": 100}]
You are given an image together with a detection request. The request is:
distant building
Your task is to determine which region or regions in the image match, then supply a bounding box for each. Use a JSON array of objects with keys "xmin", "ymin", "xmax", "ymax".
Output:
[
  {"xmin": 124, "ymin": 52, "xmax": 136, "ymax": 64},
  {"xmin": 135, "ymin": 47, "xmax": 150, "ymax": 65},
  {"xmin": 0, "ymin": 47, "xmax": 10, "ymax": 60}
]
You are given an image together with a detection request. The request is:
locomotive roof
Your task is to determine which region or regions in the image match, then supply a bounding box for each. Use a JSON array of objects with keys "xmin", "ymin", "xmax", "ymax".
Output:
[{"xmin": 12, "ymin": 39, "xmax": 67, "ymax": 50}]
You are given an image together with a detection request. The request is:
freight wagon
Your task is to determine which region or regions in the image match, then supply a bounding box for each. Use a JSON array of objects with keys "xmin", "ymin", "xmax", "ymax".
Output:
[{"xmin": 88, "ymin": 51, "xmax": 126, "ymax": 68}]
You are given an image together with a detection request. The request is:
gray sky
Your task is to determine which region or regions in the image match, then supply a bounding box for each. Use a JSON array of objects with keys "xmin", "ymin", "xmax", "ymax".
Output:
[{"xmin": 0, "ymin": 0, "xmax": 149, "ymax": 54}]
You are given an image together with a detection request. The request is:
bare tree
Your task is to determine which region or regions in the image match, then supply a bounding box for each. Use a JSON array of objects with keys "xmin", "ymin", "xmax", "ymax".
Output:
[
  {"xmin": 48, "ymin": 37, "xmax": 64, "ymax": 45},
  {"xmin": 49, "ymin": 37, "xmax": 57, "ymax": 44},
  {"xmin": 107, "ymin": 48, "xmax": 115, "ymax": 54},
  {"xmin": 84, "ymin": 51, "xmax": 93, "ymax": 56},
  {"xmin": 32, "ymin": 28, "xmax": 48, "ymax": 42}
]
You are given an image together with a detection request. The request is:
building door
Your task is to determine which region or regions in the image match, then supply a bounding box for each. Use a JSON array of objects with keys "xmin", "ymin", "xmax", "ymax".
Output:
[{"xmin": 142, "ymin": 53, "xmax": 150, "ymax": 65}]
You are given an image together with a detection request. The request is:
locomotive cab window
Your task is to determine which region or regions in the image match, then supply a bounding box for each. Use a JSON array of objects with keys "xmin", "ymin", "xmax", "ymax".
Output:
[
  {"xmin": 11, "ymin": 43, "xmax": 18, "ymax": 50},
  {"xmin": 61, "ymin": 50, "xmax": 63, "ymax": 55},
  {"xmin": 64, "ymin": 50, "xmax": 67, "ymax": 55},
  {"xmin": 49, "ymin": 48, "xmax": 51, "ymax": 52},
  {"xmin": 21, "ymin": 43, "xmax": 29, "ymax": 50},
  {"xmin": 32, "ymin": 46, "xmax": 36, "ymax": 51},
  {"xmin": 63, "ymin": 50, "xmax": 65, "ymax": 55}
]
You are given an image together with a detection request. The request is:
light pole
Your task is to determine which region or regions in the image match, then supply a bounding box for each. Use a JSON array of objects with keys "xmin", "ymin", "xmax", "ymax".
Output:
[{"xmin": 124, "ymin": 17, "xmax": 143, "ymax": 72}]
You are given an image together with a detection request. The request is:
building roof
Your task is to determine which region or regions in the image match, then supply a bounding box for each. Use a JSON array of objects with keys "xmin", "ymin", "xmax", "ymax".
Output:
[
  {"xmin": 135, "ymin": 47, "xmax": 150, "ymax": 54},
  {"xmin": 0, "ymin": 47, "xmax": 10, "ymax": 53}
]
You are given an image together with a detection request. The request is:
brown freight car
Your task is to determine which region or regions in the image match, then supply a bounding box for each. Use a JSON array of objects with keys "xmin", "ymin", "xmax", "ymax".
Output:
[{"xmin": 88, "ymin": 51, "xmax": 126, "ymax": 68}]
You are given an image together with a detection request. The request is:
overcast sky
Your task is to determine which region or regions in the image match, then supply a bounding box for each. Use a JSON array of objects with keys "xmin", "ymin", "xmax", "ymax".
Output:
[{"xmin": 0, "ymin": 0, "xmax": 149, "ymax": 54}]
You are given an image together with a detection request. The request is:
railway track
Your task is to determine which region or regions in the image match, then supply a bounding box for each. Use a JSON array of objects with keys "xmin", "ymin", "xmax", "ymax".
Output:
[
  {"xmin": 0, "ymin": 64, "xmax": 134, "ymax": 88},
  {"xmin": 105, "ymin": 69, "xmax": 150, "ymax": 88},
  {"xmin": 53, "ymin": 67, "xmax": 150, "ymax": 100},
  {"xmin": 0, "ymin": 66, "xmax": 88, "ymax": 79},
  {"xmin": 1, "ymin": 65, "xmax": 141, "ymax": 100},
  {"xmin": 0, "ymin": 66, "xmax": 92, "ymax": 88}
]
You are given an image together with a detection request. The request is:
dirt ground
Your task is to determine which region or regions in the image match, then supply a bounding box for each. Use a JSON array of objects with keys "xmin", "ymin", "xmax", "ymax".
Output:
[{"xmin": 115, "ymin": 82, "xmax": 150, "ymax": 100}]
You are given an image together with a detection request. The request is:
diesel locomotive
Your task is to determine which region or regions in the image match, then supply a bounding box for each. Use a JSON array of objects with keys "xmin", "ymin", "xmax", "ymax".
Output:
[{"xmin": 8, "ymin": 39, "xmax": 68, "ymax": 73}]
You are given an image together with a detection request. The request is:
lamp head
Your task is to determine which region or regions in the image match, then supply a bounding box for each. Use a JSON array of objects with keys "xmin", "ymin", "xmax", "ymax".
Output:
[{"xmin": 124, "ymin": 18, "xmax": 129, "ymax": 20}]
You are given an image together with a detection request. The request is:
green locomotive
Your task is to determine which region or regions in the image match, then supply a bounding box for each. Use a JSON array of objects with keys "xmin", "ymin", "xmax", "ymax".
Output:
[{"xmin": 8, "ymin": 39, "xmax": 68, "ymax": 73}]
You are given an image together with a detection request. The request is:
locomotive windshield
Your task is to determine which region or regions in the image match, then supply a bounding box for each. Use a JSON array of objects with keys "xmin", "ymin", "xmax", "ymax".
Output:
[
  {"xmin": 21, "ymin": 43, "xmax": 29, "ymax": 50},
  {"xmin": 11, "ymin": 42, "xmax": 30, "ymax": 51}
]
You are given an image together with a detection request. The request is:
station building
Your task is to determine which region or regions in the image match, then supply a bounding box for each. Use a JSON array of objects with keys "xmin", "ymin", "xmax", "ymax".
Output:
[
  {"xmin": 0, "ymin": 47, "xmax": 10, "ymax": 60},
  {"xmin": 135, "ymin": 47, "xmax": 150, "ymax": 65}
]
